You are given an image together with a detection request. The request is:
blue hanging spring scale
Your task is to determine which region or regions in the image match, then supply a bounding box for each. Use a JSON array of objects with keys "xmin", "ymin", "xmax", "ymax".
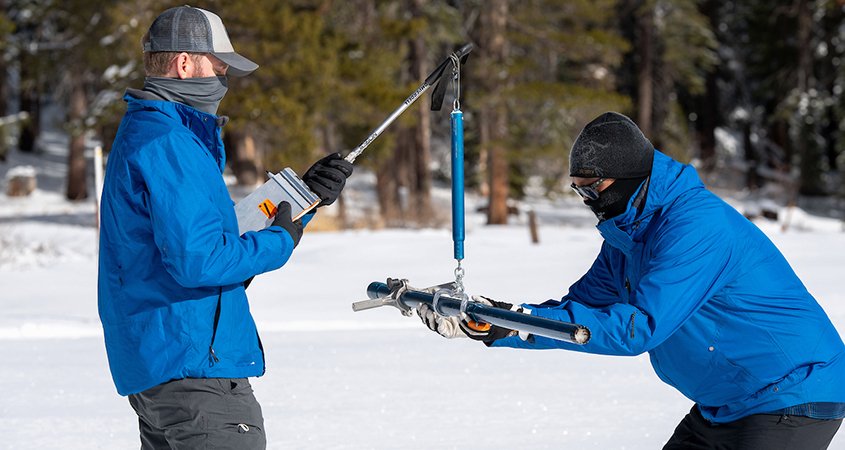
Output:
[{"xmin": 433, "ymin": 51, "xmax": 471, "ymax": 316}]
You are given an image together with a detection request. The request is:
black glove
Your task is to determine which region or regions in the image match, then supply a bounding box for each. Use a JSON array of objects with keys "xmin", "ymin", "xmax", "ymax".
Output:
[
  {"xmin": 302, "ymin": 152, "xmax": 353, "ymax": 206},
  {"xmin": 271, "ymin": 201, "xmax": 303, "ymax": 247},
  {"xmin": 459, "ymin": 296, "xmax": 518, "ymax": 345}
]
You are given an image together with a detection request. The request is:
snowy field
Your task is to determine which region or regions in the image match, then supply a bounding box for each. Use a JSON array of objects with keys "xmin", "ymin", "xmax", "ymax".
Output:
[{"xmin": 1, "ymin": 144, "xmax": 845, "ymax": 449}]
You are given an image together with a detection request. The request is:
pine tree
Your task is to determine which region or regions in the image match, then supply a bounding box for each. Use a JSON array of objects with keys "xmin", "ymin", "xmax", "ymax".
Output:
[
  {"xmin": 457, "ymin": 0, "xmax": 630, "ymax": 223},
  {"xmin": 324, "ymin": 0, "xmax": 462, "ymax": 227},
  {"xmin": 477, "ymin": 0, "xmax": 509, "ymax": 225},
  {"xmin": 323, "ymin": 0, "xmax": 408, "ymax": 226},
  {"xmin": 6, "ymin": 0, "xmax": 53, "ymax": 155},
  {"xmin": 95, "ymin": 0, "xmax": 169, "ymax": 154},
  {"xmin": 30, "ymin": 0, "xmax": 136, "ymax": 200},
  {"xmin": 0, "ymin": 2, "xmax": 13, "ymax": 160},
  {"xmin": 209, "ymin": 1, "xmax": 342, "ymax": 183},
  {"xmin": 619, "ymin": 0, "xmax": 717, "ymax": 163},
  {"xmin": 726, "ymin": 0, "xmax": 843, "ymax": 196}
]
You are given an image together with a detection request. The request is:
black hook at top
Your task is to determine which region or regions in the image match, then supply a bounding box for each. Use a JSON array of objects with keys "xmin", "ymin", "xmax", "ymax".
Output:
[{"xmin": 429, "ymin": 43, "xmax": 474, "ymax": 111}]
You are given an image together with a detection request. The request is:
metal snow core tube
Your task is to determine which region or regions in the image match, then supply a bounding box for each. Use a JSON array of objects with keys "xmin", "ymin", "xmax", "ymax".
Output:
[
  {"xmin": 366, "ymin": 282, "xmax": 591, "ymax": 345},
  {"xmin": 451, "ymin": 109, "xmax": 465, "ymax": 261}
]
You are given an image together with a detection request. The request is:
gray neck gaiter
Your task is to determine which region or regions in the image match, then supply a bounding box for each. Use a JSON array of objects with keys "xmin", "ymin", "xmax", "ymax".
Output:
[{"xmin": 143, "ymin": 76, "xmax": 228, "ymax": 115}]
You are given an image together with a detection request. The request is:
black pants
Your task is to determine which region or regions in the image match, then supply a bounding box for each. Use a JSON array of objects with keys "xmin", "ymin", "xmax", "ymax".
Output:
[
  {"xmin": 128, "ymin": 377, "xmax": 266, "ymax": 450},
  {"xmin": 664, "ymin": 405, "xmax": 842, "ymax": 450}
]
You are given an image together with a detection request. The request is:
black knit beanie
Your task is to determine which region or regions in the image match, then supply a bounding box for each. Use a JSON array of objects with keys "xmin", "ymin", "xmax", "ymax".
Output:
[{"xmin": 569, "ymin": 112, "xmax": 654, "ymax": 178}]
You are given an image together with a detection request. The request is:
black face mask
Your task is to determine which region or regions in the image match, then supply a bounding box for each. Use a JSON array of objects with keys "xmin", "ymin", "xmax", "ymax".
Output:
[{"xmin": 584, "ymin": 176, "xmax": 647, "ymax": 222}]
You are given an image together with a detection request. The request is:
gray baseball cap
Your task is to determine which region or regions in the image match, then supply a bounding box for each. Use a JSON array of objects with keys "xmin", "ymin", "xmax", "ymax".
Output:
[{"xmin": 143, "ymin": 6, "xmax": 258, "ymax": 77}]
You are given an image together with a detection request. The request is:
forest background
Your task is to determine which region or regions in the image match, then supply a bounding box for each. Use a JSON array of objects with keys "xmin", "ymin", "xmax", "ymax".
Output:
[{"xmin": 1, "ymin": 0, "xmax": 844, "ymax": 226}]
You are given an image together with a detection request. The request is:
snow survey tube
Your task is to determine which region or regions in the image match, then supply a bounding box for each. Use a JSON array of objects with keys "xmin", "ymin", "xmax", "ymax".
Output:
[
  {"xmin": 451, "ymin": 109, "xmax": 465, "ymax": 261},
  {"xmin": 365, "ymin": 280, "xmax": 590, "ymax": 344}
]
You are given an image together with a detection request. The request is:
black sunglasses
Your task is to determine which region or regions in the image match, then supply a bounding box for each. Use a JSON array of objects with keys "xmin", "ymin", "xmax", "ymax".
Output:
[{"xmin": 570, "ymin": 177, "xmax": 606, "ymax": 201}]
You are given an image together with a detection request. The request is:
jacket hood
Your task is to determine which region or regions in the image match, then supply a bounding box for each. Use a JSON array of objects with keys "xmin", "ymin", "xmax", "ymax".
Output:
[
  {"xmin": 598, "ymin": 150, "xmax": 705, "ymax": 250},
  {"xmin": 641, "ymin": 150, "xmax": 704, "ymax": 216}
]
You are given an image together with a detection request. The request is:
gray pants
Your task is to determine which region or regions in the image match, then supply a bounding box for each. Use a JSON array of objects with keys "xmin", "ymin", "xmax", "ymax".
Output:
[{"xmin": 128, "ymin": 377, "xmax": 266, "ymax": 450}]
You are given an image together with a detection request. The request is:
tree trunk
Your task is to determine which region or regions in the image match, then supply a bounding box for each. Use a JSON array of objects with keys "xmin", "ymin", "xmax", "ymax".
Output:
[
  {"xmin": 321, "ymin": 121, "xmax": 347, "ymax": 227},
  {"xmin": 696, "ymin": 70, "xmax": 719, "ymax": 171},
  {"xmin": 0, "ymin": 32, "xmax": 7, "ymax": 161},
  {"xmin": 697, "ymin": 0, "xmax": 721, "ymax": 171},
  {"xmin": 227, "ymin": 128, "xmax": 263, "ymax": 186},
  {"xmin": 742, "ymin": 121, "xmax": 759, "ymax": 191},
  {"xmin": 407, "ymin": 0, "xmax": 434, "ymax": 226},
  {"xmin": 636, "ymin": 5, "xmax": 654, "ymax": 137},
  {"xmin": 795, "ymin": 0, "xmax": 825, "ymax": 195},
  {"xmin": 487, "ymin": 109, "xmax": 509, "ymax": 225},
  {"xmin": 376, "ymin": 153, "xmax": 402, "ymax": 226},
  {"xmin": 66, "ymin": 71, "xmax": 88, "ymax": 200},
  {"xmin": 18, "ymin": 48, "xmax": 40, "ymax": 153},
  {"xmin": 772, "ymin": 119, "xmax": 791, "ymax": 170},
  {"xmin": 394, "ymin": 128, "xmax": 411, "ymax": 222},
  {"xmin": 365, "ymin": 0, "xmax": 404, "ymax": 227},
  {"xmin": 0, "ymin": 40, "xmax": 7, "ymax": 119},
  {"xmin": 796, "ymin": 0, "xmax": 811, "ymax": 93},
  {"xmin": 482, "ymin": 0, "xmax": 510, "ymax": 225}
]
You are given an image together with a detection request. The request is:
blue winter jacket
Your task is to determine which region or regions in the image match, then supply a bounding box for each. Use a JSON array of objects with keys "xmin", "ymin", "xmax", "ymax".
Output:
[
  {"xmin": 494, "ymin": 150, "xmax": 845, "ymax": 423},
  {"xmin": 98, "ymin": 93, "xmax": 304, "ymax": 395}
]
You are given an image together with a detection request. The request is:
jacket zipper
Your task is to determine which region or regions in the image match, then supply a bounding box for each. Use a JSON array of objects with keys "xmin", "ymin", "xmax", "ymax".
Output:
[
  {"xmin": 208, "ymin": 288, "xmax": 222, "ymax": 366},
  {"xmin": 626, "ymin": 278, "xmax": 635, "ymax": 338},
  {"xmin": 630, "ymin": 312, "xmax": 637, "ymax": 339},
  {"xmin": 257, "ymin": 331, "xmax": 266, "ymax": 376}
]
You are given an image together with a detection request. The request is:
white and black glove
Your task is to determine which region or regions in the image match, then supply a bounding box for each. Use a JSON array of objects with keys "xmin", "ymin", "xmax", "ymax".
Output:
[
  {"xmin": 418, "ymin": 302, "xmax": 465, "ymax": 339},
  {"xmin": 417, "ymin": 295, "xmax": 520, "ymax": 345}
]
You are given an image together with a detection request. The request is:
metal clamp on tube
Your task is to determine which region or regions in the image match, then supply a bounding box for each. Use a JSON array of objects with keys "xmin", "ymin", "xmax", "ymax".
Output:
[{"xmin": 355, "ymin": 280, "xmax": 591, "ymax": 345}]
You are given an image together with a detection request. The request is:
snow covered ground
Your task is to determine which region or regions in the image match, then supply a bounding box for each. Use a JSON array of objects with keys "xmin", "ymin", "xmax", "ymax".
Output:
[{"xmin": 1, "ymin": 143, "xmax": 845, "ymax": 449}]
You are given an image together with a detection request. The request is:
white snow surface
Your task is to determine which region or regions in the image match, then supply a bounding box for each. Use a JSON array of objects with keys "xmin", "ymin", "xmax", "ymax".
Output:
[{"xmin": 1, "ymin": 152, "xmax": 845, "ymax": 449}]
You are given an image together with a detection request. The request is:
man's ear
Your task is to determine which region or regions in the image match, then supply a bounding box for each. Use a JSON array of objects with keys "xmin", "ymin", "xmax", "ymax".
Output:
[{"xmin": 172, "ymin": 52, "xmax": 193, "ymax": 79}]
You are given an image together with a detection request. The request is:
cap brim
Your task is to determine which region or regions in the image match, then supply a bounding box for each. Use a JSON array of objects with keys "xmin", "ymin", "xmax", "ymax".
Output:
[{"xmin": 213, "ymin": 52, "xmax": 258, "ymax": 77}]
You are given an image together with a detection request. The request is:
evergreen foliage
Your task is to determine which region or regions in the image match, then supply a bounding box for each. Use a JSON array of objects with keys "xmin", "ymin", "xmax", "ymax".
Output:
[
  {"xmin": 505, "ymin": 0, "xmax": 632, "ymax": 197},
  {"xmin": 3, "ymin": 0, "xmax": 843, "ymax": 220},
  {"xmin": 214, "ymin": 0, "xmax": 344, "ymax": 173},
  {"xmin": 716, "ymin": 0, "xmax": 844, "ymax": 196}
]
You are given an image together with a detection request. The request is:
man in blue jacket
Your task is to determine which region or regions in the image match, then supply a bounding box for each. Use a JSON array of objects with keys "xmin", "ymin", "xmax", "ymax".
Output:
[
  {"xmin": 419, "ymin": 112, "xmax": 844, "ymax": 449},
  {"xmin": 98, "ymin": 6, "xmax": 352, "ymax": 449}
]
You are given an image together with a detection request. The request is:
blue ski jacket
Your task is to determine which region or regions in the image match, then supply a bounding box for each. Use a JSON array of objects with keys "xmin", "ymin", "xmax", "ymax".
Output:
[
  {"xmin": 493, "ymin": 150, "xmax": 845, "ymax": 423},
  {"xmin": 98, "ymin": 93, "xmax": 306, "ymax": 395}
]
